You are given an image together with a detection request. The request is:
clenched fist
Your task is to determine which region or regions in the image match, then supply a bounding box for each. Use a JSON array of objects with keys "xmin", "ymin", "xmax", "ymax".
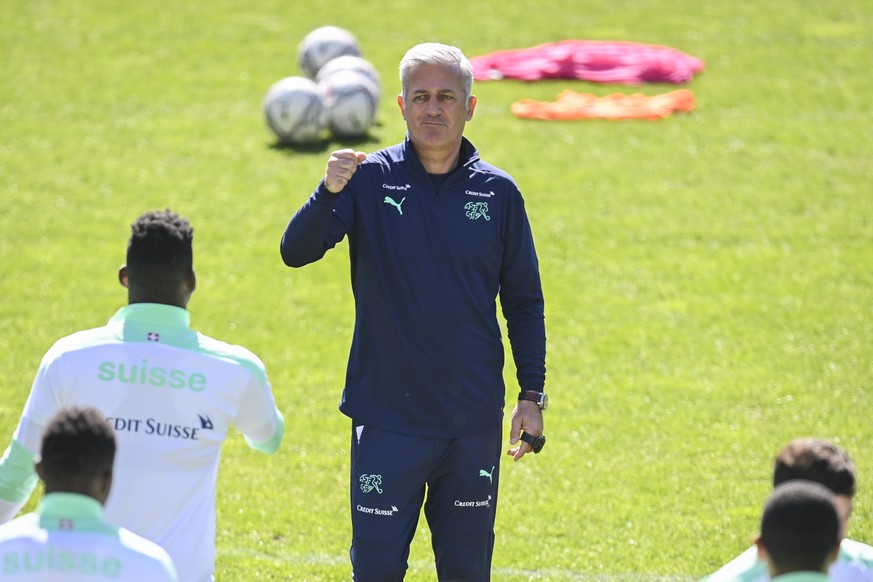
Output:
[{"xmin": 324, "ymin": 149, "xmax": 368, "ymax": 193}]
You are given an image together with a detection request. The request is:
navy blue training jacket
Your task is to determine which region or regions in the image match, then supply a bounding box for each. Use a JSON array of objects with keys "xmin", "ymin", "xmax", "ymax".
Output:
[{"xmin": 281, "ymin": 136, "xmax": 546, "ymax": 438}]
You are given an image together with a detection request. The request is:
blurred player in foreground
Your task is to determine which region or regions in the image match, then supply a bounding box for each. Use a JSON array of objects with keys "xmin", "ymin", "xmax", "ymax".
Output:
[
  {"xmin": 704, "ymin": 439, "xmax": 873, "ymax": 581},
  {"xmin": 0, "ymin": 406, "xmax": 178, "ymax": 581},
  {"xmin": 755, "ymin": 480, "xmax": 841, "ymax": 581}
]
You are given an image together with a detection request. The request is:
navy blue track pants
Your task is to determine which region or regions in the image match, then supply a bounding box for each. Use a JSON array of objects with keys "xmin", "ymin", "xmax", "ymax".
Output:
[{"xmin": 348, "ymin": 423, "xmax": 502, "ymax": 582}]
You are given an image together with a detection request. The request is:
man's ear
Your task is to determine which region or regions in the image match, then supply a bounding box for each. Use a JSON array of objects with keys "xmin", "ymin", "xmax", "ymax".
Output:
[
  {"xmin": 35, "ymin": 461, "xmax": 45, "ymax": 482},
  {"xmin": 118, "ymin": 265, "xmax": 129, "ymax": 288},
  {"xmin": 755, "ymin": 534, "xmax": 779, "ymax": 577},
  {"xmin": 466, "ymin": 95, "xmax": 477, "ymax": 120},
  {"xmin": 754, "ymin": 534, "xmax": 766, "ymax": 559},
  {"xmin": 397, "ymin": 94, "xmax": 406, "ymax": 118},
  {"xmin": 187, "ymin": 270, "xmax": 196, "ymax": 293}
]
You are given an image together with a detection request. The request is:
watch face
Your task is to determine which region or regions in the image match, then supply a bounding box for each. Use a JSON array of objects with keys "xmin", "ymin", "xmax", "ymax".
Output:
[{"xmin": 540, "ymin": 393, "xmax": 549, "ymax": 411}]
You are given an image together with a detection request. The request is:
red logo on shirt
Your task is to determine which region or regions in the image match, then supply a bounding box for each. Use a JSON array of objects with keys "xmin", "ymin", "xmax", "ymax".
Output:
[
  {"xmin": 147, "ymin": 332, "xmax": 160, "ymax": 342},
  {"xmin": 59, "ymin": 519, "xmax": 75, "ymax": 530}
]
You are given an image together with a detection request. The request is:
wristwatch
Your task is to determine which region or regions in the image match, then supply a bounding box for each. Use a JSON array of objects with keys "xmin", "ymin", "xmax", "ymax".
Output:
[{"xmin": 518, "ymin": 390, "xmax": 548, "ymax": 411}]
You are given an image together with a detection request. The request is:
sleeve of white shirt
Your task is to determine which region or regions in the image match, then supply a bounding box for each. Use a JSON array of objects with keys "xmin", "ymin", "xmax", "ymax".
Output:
[
  {"xmin": 0, "ymin": 440, "xmax": 39, "ymax": 522},
  {"xmin": 234, "ymin": 370, "xmax": 284, "ymax": 454},
  {"xmin": 701, "ymin": 545, "xmax": 768, "ymax": 582},
  {"xmin": 14, "ymin": 345, "xmax": 67, "ymax": 453},
  {"xmin": 0, "ymin": 345, "xmax": 68, "ymax": 522}
]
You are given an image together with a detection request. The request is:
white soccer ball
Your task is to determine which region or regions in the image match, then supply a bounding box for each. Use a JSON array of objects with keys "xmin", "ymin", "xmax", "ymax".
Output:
[
  {"xmin": 298, "ymin": 26, "xmax": 361, "ymax": 79},
  {"xmin": 316, "ymin": 55, "xmax": 381, "ymax": 97},
  {"xmin": 263, "ymin": 76, "xmax": 326, "ymax": 144},
  {"xmin": 320, "ymin": 69, "xmax": 379, "ymax": 138}
]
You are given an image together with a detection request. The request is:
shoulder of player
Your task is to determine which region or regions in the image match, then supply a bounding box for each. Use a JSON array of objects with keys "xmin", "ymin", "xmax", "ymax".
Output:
[
  {"xmin": 192, "ymin": 334, "xmax": 267, "ymax": 373},
  {"xmin": 39, "ymin": 325, "xmax": 121, "ymax": 366},
  {"xmin": 116, "ymin": 528, "xmax": 178, "ymax": 576},
  {"xmin": 700, "ymin": 545, "xmax": 766, "ymax": 582},
  {"xmin": 117, "ymin": 526, "xmax": 171, "ymax": 556},
  {"xmin": 839, "ymin": 537, "xmax": 873, "ymax": 564},
  {"xmin": 0, "ymin": 513, "xmax": 41, "ymax": 542}
]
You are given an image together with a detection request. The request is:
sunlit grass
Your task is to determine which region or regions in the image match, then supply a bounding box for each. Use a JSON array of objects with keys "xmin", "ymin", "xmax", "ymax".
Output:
[{"xmin": 1, "ymin": 0, "xmax": 871, "ymax": 579}]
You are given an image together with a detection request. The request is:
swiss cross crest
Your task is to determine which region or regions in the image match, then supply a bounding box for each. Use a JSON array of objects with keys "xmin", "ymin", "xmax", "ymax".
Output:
[
  {"xmin": 147, "ymin": 331, "xmax": 160, "ymax": 342},
  {"xmin": 59, "ymin": 519, "xmax": 74, "ymax": 531},
  {"xmin": 359, "ymin": 474, "xmax": 383, "ymax": 494},
  {"xmin": 464, "ymin": 201, "xmax": 490, "ymax": 221}
]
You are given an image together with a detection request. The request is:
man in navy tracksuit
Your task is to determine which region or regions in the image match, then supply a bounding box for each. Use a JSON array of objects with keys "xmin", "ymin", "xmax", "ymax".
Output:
[{"xmin": 280, "ymin": 42, "xmax": 547, "ymax": 581}]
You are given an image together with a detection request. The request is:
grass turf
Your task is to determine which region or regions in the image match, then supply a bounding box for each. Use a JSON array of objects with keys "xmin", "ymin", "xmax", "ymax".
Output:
[{"xmin": 1, "ymin": 0, "xmax": 871, "ymax": 579}]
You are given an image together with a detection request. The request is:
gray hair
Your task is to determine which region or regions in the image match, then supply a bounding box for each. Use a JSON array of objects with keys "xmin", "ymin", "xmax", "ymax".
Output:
[{"xmin": 399, "ymin": 43, "xmax": 474, "ymax": 111}]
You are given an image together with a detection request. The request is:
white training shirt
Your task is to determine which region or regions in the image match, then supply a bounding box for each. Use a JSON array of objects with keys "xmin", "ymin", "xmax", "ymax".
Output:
[
  {"xmin": 703, "ymin": 539, "xmax": 873, "ymax": 581},
  {"xmin": 9, "ymin": 304, "xmax": 285, "ymax": 582},
  {"xmin": 0, "ymin": 493, "xmax": 177, "ymax": 581}
]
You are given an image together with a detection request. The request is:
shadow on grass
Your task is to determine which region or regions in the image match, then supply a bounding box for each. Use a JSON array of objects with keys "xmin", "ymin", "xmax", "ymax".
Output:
[{"xmin": 268, "ymin": 122, "xmax": 385, "ymax": 155}]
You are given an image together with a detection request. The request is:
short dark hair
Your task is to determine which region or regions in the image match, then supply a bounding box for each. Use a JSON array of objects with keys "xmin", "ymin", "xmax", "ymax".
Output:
[
  {"xmin": 773, "ymin": 439, "xmax": 856, "ymax": 497},
  {"xmin": 761, "ymin": 480, "xmax": 839, "ymax": 572},
  {"xmin": 40, "ymin": 406, "xmax": 116, "ymax": 486},
  {"xmin": 126, "ymin": 209, "xmax": 194, "ymax": 290}
]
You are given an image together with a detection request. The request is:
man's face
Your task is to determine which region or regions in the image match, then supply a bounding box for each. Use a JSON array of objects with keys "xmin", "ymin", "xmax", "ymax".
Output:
[{"xmin": 398, "ymin": 63, "xmax": 476, "ymax": 152}]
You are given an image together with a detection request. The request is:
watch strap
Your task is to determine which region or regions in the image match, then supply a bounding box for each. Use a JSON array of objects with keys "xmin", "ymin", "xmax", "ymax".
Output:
[
  {"xmin": 518, "ymin": 390, "xmax": 546, "ymax": 410},
  {"xmin": 519, "ymin": 431, "xmax": 546, "ymax": 454}
]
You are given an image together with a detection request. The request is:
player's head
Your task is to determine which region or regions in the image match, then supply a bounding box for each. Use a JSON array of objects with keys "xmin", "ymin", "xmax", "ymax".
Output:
[
  {"xmin": 37, "ymin": 406, "xmax": 116, "ymax": 505},
  {"xmin": 755, "ymin": 480, "xmax": 841, "ymax": 576},
  {"xmin": 120, "ymin": 209, "xmax": 196, "ymax": 308},
  {"xmin": 773, "ymin": 438, "xmax": 856, "ymax": 535},
  {"xmin": 399, "ymin": 43, "xmax": 474, "ymax": 112}
]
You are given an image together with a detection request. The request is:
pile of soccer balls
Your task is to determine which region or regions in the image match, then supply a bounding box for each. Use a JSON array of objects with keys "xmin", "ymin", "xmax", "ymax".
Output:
[{"xmin": 264, "ymin": 26, "xmax": 381, "ymax": 145}]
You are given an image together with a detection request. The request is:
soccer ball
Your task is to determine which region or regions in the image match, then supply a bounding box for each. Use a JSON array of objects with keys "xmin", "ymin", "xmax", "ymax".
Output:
[
  {"xmin": 298, "ymin": 26, "xmax": 361, "ymax": 79},
  {"xmin": 263, "ymin": 76, "xmax": 326, "ymax": 144},
  {"xmin": 316, "ymin": 55, "xmax": 381, "ymax": 96},
  {"xmin": 320, "ymin": 69, "xmax": 379, "ymax": 138}
]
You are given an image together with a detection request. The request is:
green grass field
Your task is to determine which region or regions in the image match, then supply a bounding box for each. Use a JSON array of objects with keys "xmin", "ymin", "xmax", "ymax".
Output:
[{"xmin": 2, "ymin": 0, "xmax": 872, "ymax": 579}]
